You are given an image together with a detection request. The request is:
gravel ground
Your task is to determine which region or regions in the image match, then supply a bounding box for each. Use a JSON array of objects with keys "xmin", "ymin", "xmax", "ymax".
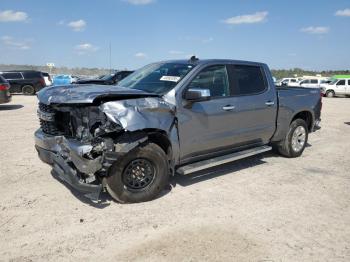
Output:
[{"xmin": 0, "ymin": 95, "xmax": 349, "ymax": 262}]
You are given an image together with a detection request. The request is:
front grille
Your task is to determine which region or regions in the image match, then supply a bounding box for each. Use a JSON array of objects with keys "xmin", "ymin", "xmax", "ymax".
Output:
[
  {"xmin": 39, "ymin": 102, "xmax": 55, "ymax": 113},
  {"xmin": 40, "ymin": 119, "xmax": 63, "ymax": 135},
  {"xmin": 38, "ymin": 103, "xmax": 70, "ymax": 136}
]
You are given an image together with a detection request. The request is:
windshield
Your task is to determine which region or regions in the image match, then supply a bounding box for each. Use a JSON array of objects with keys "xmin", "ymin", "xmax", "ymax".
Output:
[
  {"xmin": 100, "ymin": 74, "xmax": 113, "ymax": 81},
  {"xmin": 329, "ymin": 79, "xmax": 338, "ymax": 85},
  {"xmin": 118, "ymin": 62, "xmax": 196, "ymax": 94}
]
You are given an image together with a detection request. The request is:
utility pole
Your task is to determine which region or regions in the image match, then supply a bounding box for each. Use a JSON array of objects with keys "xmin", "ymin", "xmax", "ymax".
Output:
[{"xmin": 109, "ymin": 42, "xmax": 112, "ymax": 74}]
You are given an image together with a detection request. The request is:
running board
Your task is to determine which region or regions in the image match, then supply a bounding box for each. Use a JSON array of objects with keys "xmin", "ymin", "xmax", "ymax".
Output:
[{"xmin": 177, "ymin": 145, "xmax": 272, "ymax": 175}]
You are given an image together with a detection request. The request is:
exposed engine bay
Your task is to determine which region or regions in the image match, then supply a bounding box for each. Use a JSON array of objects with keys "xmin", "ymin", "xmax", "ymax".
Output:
[{"xmin": 35, "ymin": 92, "xmax": 178, "ymax": 200}]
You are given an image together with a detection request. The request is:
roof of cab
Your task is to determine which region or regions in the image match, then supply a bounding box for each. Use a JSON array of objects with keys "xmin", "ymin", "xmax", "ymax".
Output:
[{"xmin": 158, "ymin": 58, "xmax": 267, "ymax": 67}]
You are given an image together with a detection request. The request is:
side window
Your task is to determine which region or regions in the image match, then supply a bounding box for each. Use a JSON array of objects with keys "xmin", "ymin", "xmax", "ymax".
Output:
[
  {"xmin": 22, "ymin": 71, "xmax": 40, "ymax": 78},
  {"xmin": 291, "ymin": 79, "xmax": 296, "ymax": 83},
  {"xmin": 310, "ymin": 79, "xmax": 318, "ymax": 84},
  {"xmin": 337, "ymin": 80, "xmax": 345, "ymax": 86},
  {"xmin": 188, "ymin": 65, "xmax": 230, "ymax": 97},
  {"xmin": 228, "ymin": 65, "xmax": 267, "ymax": 95},
  {"xmin": 348, "ymin": 80, "xmax": 350, "ymax": 85},
  {"xmin": 1, "ymin": 72, "xmax": 22, "ymax": 79}
]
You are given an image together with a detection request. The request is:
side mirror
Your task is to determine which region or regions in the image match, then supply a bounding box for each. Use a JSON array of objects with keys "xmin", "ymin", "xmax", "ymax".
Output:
[{"xmin": 184, "ymin": 88, "xmax": 211, "ymax": 101}]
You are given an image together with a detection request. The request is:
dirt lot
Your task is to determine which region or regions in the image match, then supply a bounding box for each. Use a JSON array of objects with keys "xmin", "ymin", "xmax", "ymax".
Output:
[{"xmin": 0, "ymin": 95, "xmax": 349, "ymax": 262}]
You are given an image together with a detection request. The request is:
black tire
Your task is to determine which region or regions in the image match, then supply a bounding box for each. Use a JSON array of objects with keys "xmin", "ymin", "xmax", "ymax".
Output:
[
  {"xmin": 105, "ymin": 142, "xmax": 169, "ymax": 203},
  {"xmin": 326, "ymin": 90, "xmax": 335, "ymax": 98},
  {"xmin": 276, "ymin": 119, "xmax": 308, "ymax": 158},
  {"xmin": 22, "ymin": 85, "xmax": 35, "ymax": 95}
]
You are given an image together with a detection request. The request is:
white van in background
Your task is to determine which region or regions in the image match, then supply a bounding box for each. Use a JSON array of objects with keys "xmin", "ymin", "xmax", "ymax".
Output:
[
  {"xmin": 276, "ymin": 78, "xmax": 300, "ymax": 87},
  {"xmin": 299, "ymin": 78, "xmax": 330, "ymax": 88}
]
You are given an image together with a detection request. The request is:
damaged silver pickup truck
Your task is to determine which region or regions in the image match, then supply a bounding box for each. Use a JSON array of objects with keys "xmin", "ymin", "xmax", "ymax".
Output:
[{"xmin": 35, "ymin": 58, "xmax": 322, "ymax": 203}]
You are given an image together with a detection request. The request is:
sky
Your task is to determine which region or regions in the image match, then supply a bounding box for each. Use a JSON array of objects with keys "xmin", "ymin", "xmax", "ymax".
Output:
[{"xmin": 0, "ymin": 0, "xmax": 349, "ymax": 70}]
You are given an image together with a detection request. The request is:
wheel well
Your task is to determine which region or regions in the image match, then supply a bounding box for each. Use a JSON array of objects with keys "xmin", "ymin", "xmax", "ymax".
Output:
[
  {"xmin": 292, "ymin": 111, "xmax": 313, "ymax": 131},
  {"xmin": 144, "ymin": 129, "xmax": 172, "ymax": 157},
  {"xmin": 22, "ymin": 84, "xmax": 34, "ymax": 89}
]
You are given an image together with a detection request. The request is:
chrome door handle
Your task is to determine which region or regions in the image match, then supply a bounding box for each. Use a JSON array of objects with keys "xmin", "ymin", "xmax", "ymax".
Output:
[
  {"xmin": 222, "ymin": 105, "xmax": 235, "ymax": 111},
  {"xmin": 265, "ymin": 101, "xmax": 275, "ymax": 106}
]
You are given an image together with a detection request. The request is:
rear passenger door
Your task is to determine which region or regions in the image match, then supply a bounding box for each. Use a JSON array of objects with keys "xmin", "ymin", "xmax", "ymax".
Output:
[
  {"xmin": 310, "ymin": 79, "xmax": 319, "ymax": 88},
  {"xmin": 226, "ymin": 64, "xmax": 277, "ymax": 145}
]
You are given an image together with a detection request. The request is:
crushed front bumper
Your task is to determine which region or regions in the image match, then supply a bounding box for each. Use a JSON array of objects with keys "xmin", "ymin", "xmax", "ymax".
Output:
[{"xmin": 34, "ymin": 129, "xmax": 103, "ymax": 200}]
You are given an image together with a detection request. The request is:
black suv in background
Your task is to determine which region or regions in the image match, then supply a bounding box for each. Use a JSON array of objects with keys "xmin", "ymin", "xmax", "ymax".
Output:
[
  {"xmin": 76, "ymin": 71, "xmax": 133, "ymax": 85},
  {"xmin": 0, "ymin": 70, "xmax": 49, "ymax": 95},
  {"xmin": 0, "ymin": 75, "xmax": 11, "ymax": 104}
]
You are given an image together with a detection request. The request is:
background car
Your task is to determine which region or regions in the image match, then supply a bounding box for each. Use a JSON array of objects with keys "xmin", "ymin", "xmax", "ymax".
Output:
[
  {"xmin": 0, "ymin": 75, "xmax": 11, "ymax": 104},
  {"xmin": 52, "ymin": 75, "xmax": 78, "ymax": 86},
  {"xmin": 0, "ymin": 70, "xmax": 48, "ymax": 95},
  {"xmin": 276, "ymin": 78, "xmax": 300, "ymax": 87},
  {"xmin": 321, "ymin": 77, "xmax": 350, "ymax": 97},
  {"xmin": 299, "ymin": 78, "xmax": 331, "ymax": 88},
  {"xmin": 42, "ymin": 72, "xmax": 52, "ymax": 86},
  {"xmin": 76, "ymin": 70, "xmax": 133, "ymax": 85}
]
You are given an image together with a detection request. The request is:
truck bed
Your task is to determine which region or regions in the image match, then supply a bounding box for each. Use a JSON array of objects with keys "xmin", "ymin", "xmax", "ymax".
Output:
[{"xmin": 271, "ymin": 86, "xmax": 322, "ymax": 142}]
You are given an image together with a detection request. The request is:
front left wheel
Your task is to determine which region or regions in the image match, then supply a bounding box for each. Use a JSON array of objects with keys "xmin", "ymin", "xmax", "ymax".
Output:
[{"xmin": 105, "ymin": 142, "xmax": 169, "ymax": 203}]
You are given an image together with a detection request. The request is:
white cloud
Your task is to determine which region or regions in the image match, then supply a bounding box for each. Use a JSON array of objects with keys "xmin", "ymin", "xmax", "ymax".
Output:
[
  {"xmin": 135, "ymin": 52, "xmax": 147, "ymax": 58},
  {"xmin": 300, "ymin": 26, "xmax": 330, "ymax": 34},
  {"xmin": 1, "ymin": 36, "xmax": 31, "ymax": 50},
  {"xmin": 123, "ymin": 0, "xmax": 155, "ymax": 5},
  {"xmin": 0, "ymin": 10, "xmax": 28, "ymax": 22},
  {"xmin": 75, "ymin": 43, "xmax": 98, "ymax": 54},
  {"xmin": 223, "ymin": 11, "xmax": 268, "ymax": 25},
  {"xmin": 335, "ymin": 8, "xmax": 350, "ymax": 17},
  {"xmin": 68, "ymin": 19, "xmax": 86, "ymax": 31},
  {"xmin": 169, "ymin": 50, "xmax": 185, "ymax": 55}
]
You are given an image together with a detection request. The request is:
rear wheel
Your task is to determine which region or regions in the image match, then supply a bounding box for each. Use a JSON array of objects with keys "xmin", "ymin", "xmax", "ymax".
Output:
[
  {"xmin": 105, "ymin": 142, "xmax": 169, "ymax": 203},
  {"xmin": 276, "ymin": 119, "xmax": 308, "ymax": 158},
  {"xmin": 326, "ymin": 90, "xmax": 335, "ymax": 98},
  {"xmin": 22, "ymin": 85, "xmax": 35, "ymax": 95}
]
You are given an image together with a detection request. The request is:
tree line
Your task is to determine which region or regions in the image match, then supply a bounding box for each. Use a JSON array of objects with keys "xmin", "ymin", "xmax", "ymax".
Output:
[
  {"xmin": 0, "ymin": 64, "xmax": 349, "ymax": 79},
  {"xmin": 271, "ymin": 68, "xmax": 350, "ymax": 80}
]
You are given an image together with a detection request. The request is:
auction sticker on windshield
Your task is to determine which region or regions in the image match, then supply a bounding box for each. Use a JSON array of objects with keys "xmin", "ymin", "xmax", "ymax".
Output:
[{"xmin": 160, "ymin": 76, "xmax": 181, "ymax": 82}]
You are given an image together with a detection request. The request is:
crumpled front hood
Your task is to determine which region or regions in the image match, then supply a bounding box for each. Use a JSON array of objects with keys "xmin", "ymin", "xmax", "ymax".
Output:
[{"xmin": 37, "ymin": 84, "xmax": 158, "ymax": 105}]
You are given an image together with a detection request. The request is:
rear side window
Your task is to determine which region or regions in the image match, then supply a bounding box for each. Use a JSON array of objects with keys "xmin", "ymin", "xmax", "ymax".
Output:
[
  {"xmin": 22, "ymin": 71, "xmax": 41, "ymax": 78},
  {"xmin": 188, "ymin": 65, "xmax": 230, "ymax": 97},
  {"xmin": 291, "ymin": 79, "xmax": 296, "ymax": 83},
  {"xmin": 228, "ymin": 65, "xmax": 267, "ymax": 96},
  {"xmin": 348, "ymin": 80, "xmax": 350, "ymax": 85},
  {"xmin": 310, "ymin": 79, "xmax": 318, "ymax": 84},
  {"xmin": 1, "ymin": 72, "xmax": 22, "ymax": 79}
]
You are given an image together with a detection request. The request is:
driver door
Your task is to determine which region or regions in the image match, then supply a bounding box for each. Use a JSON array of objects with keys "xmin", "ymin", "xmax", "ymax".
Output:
[
  {"xmin": 335, "ymin": 80, "xmax": 346, "ymax": 94},
  {"xmin": 177, "ymin": 65, "xmax": 239, "ymax": 161}
]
